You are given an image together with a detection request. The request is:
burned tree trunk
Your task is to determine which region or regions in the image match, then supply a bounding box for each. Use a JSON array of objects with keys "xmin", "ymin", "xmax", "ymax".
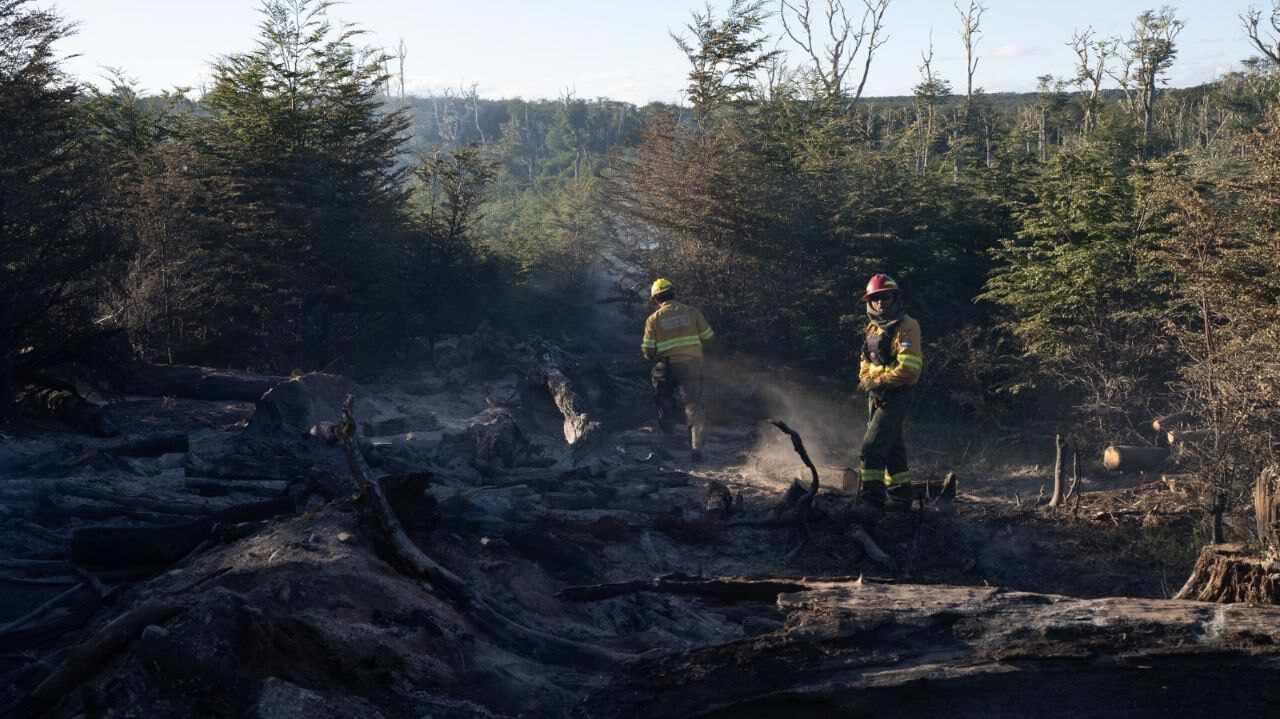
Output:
[
  {"xmin": 117, "ymin": 363, "xmax": 286, "ymax": 402},
  {"xmin": 1049, "ymin": 434, "xmax": 1066, "ymax": 507},
  {"xmin": 1103, "ymin": 445, "xmax": 1169, "ymax": 472},
  {"xmin": 532, "ymin": 363, "xmax": 599, "ymax": 445},
  {"xmin": 1175, "ymin": 544, "xmax": 1280, "ymax": 604},
  {"xmin": 1255, "ymin": 464, "xmax": 1280, "ymax": 551}
]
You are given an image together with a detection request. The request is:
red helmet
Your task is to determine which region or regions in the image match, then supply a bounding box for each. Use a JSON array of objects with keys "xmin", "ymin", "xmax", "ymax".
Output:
[{"xmin": 862, "ymin": 273, "xmax": 900, "ymax": 302}]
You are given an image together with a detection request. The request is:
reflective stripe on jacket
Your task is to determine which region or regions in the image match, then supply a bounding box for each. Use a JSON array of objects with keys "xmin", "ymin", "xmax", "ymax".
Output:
[
  {"xmin": 642, "ymin": 301, "xmax": 714, "ymax": 363},
  {"xmin": 858, "ymin": 315, "xmax": 923, "ymax": 389}
]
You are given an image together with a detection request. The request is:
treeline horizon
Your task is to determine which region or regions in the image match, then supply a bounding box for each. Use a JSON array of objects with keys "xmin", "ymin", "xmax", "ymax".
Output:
[{"xmin": 4, "ymin": 0, "xmax": 1280, "ymax": 523}]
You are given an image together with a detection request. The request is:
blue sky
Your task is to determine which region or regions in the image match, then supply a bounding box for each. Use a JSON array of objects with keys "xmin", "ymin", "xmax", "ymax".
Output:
[{"xmin": 50, "ymin": 1, "xmax": 1264, "ymax": 103}]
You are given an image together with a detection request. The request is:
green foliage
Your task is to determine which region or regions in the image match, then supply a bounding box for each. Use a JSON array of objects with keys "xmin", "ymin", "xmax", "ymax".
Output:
[
  {"xmin": 671, "ymin": 0, "xmax": 779, "ymax": 118},
  {"xmin": 401, "ymin": 145, "xmax": 498, "ymax": 337},
  {"xmin": 980, "ymin": 137, "xmax": 1172, "ymax": 435},
  {"xmin": 612, "ymin": 1, "xmax": 1010, "ymax": 411},
  {"xmin": 176, "ymin": 0, "xmax": 410, "ymax": 366},
  {"xmin": 0, "ymin": 0, "xmax": 116, "ymax": 372},
  {"xmin": 9, "ymin": 0, "xmax": 1280, "ymax": 467},
  {"xmin": 1140, "ymin": 112, "xmax": 1280, "ymax": 497}
]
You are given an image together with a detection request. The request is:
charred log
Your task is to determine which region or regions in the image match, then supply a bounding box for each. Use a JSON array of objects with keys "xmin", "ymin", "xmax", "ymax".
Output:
[
  {"xmin": 14, "ymin": 385, "xmax": 113, "ymax": 437},
  {"xmin": 558, "ymin": 573, "xmax": 870, "ymax": 603},
  {"xmin": 7, "ymin": 599, "xmax": 186, "ymax": 717},
  {"xmin": 532, "ymin": 363, "xmax": 600, "ymax": 446},
  {"xmin": 583, "ymin": 582, "xmax": 1280, "ymax": 718},
  {"xmin": 339, "ymin": 395, "xmax": 624, "ymax": 668},
  {"xmin": 1103, "ymin": 445, "xmax": 1169, "ymax": 472},
  {"xmin": 117, "ymin": 363, "xmax": 286, "ymax": 402},
  {"xmin": 104, "ymin": 432, "xmax": 189, "ymax": 457},
  {"xmin": 182, "ymin": 478, "xmax": 290, "ymax": 498},
  {"xmin": 70, "ymin": 521, "xmax": 214, "ymax": 569}
]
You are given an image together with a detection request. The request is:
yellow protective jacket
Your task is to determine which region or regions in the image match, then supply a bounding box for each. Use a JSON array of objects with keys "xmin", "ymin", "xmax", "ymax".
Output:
[
  {"xmin": 859, "ymin": 315, "xmax": 923, "ymax": 390},
  {"xmin": 641, "ymin": 301, "xmax": 714, "ymax": 364}
]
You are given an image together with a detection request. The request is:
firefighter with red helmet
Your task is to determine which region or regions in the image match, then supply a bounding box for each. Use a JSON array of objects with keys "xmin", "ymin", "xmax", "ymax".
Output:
[{"xmin": 856, "ymin": 273, "xmax": 923, "ymax": 509}]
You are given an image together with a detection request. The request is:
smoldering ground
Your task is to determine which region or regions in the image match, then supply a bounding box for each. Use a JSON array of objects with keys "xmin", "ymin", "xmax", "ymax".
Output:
[{"xmin": 702, "ymin": 355, "xmax": 867, "ymax": 487}]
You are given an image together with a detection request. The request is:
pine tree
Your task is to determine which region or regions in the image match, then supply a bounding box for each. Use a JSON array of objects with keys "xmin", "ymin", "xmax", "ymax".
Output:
[
  {"xmin": 188, "ymin": 0, "xmax": 410, "ymax": 365},
  {"xmin": 0, "ymin": 0, "xmax": 115, "ymax": 409}
]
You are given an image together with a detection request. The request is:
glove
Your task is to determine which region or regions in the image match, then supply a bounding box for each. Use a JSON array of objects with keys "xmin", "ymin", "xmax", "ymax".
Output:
[{"xmin": 857, "ymin": 376, "xmax": 876, "ymax": 393}]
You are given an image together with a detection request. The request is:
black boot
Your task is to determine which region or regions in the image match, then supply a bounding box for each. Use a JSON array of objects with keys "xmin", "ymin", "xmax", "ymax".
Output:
[
  {"xmin": 886, "ymin": 483, "xmax": 915, "ymax": 511},
  {"xmin": 859, "ymin": 480, "xmax": 886, "ymax": 509}
]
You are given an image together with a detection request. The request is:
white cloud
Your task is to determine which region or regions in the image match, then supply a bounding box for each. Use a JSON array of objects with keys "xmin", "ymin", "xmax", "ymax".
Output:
[{"xmin": 990, "ymin": 44, "xmax": 1039, "ymax": 59}]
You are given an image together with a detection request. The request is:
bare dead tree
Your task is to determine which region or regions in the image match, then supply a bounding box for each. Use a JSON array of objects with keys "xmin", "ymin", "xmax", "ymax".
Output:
[
  {"xmin": 1110, "ymin": 8, "xmax": 1184, "ymax": 156},
  {"xmin": 779, "ymin": 0, "xmax": 891, "ymax": 103},
  {"xmin": 1106, "ymin": 47, "xmax": 1137, "ymax": 116},
  {"xmin": 432, "ymin": 87, "xmax": 459, "ymax": 149},
  {"xmin": 1034, "ymin": 75, "xmax": 1064, "ymax": 162},
  {"xmin": 956, "ymin": 0, "xmax": 986, "ymax": 111},
  {"xmin": 1242, "ymin": 2, "xmax": 1280, "ymax": 66},
  {"xmin": 912, "ymin": 34, "xmax": 949, "ymax": 171},
  {"xmin": 1069, "ymin": 27, "xmax": 1117, "ymax": 136},
  {"xmin": 397, "ymin": 37, "xmax": 407, "ymax": 100},
  {"xmin": 464, "ymin": 82, "xmax": 486, "ymax": 145}
]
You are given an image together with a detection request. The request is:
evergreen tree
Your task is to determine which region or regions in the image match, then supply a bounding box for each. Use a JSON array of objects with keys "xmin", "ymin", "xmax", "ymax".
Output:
[
  {"xmin": 188, "ymin": 0, "xmax": 410, "ymax": 365},
  {"xmin": 981, "ymin": 136, "xmax": 1169, "ymax": 436},
  {"xmin": 0, "ymin": 0, "xmax": 115, "ymax": 409}
]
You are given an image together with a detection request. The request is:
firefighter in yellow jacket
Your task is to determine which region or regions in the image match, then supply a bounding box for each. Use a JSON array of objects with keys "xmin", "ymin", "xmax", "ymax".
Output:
[
  {"xmin": 856, "ymin": 273, "xmax": 923, "ymax": 509},
  {"xmin": 641, "ymin": 278, "xmax": 715, "ymax": 461}
]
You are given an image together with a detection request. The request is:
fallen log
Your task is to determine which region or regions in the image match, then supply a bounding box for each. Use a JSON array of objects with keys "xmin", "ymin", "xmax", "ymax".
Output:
[
  {"xmin": 0, "ymin": 560, "xmax": 76, "ymax": 575},
  {"xmin": 849, "ymin": 525, "xmax": 896, "ymax": 571},
  {"xmin": 14, "ymin": 385, "xmax": 113, "ymax": 437},
  {"xmin": 117, "ymin": 363, "xmax": 286, "ymax": 402},
  {"xmin": 339, "ymin": 395, "xmax": 624, "ymax": 668},
  {"xmin": 1103, "ymin": 445, "xmax": 1169, "ymax": 472},
  {"xmin": 1174, "ymin": 543, "xmax": 1280, "ymax": 603},
  {"xmin": 105, "ymin": 432, "xmax": 189, "ymax": 458},
  {"xmin": 561, "ymin": 573, "xmax": 894, "ymax": 599},
  {"xmin": 70, "ymin": 521, "xmax": 215, "ymax": 568},
  {"xmin": 38, "ymin": 494, "xmax": 191, "ymax": 524},
  {"xmin": 50, "ymin": 482, "xmax": 229, "ymax": 517},
  {"xmin": 8, "ymin": 599, "xmax": 186, "ymax": 717},
  {"xmin": 558, "ymin": 574, "xmax": 865, "ymax": 603},
  {"xmin": 0, "ymin": 574, "xmax": 79, "ymax": 587},
  {"xmin": 582, "ymin": 581, "xmax": 1280, "ymax": 718},
  {"xmin": 0, "ymin": 583, "xmax": 100, "ymax": 650},
  {"xmin": 182, "ymin": 478, "xmax": 290, "ymax": 498},
  {"xmin": 532, "ymin": 362, "xmax": 600, "ymax": 445},
  {"xmin": 50, "ymin": 482, "xmax": 292, "ymax": 522},
  {"xmin": 338, "ymin": 397, "xmax": 466, "ymax": 600}
]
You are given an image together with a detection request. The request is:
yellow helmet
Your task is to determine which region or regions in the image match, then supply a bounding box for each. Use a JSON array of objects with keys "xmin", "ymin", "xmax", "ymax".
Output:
[{"xmin": 650, "ymin": 277, "xmax": 673, "ymax": 298}]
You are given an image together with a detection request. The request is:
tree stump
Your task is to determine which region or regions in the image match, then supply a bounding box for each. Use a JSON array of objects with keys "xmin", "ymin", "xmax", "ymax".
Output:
[{"xmin": 1174, "ymin": 544, "xmax": 1280, "ymax": 604}]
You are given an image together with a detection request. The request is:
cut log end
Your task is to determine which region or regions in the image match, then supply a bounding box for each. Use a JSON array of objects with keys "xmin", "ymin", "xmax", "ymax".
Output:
[{"xmin": 1103, "ymin": 445, "xmax": 1169, "ymax": 473}]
